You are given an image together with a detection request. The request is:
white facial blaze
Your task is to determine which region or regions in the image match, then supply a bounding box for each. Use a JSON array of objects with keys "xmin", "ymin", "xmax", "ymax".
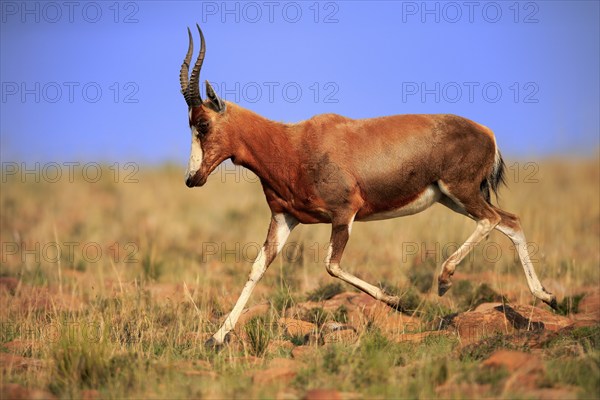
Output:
[
  {"xmin": 185, "ymin": 109, "xmax": 203, "ymax": 179},
  {"xmin": 186, "ymin": 130, "xmax": 203, "ymax": 179}
]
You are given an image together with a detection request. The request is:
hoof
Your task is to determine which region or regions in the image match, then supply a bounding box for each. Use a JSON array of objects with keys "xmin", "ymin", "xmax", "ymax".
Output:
[
  {"xmin": 544, "ymin": 296, "xmax": 558, "ymax": 311},
  {"xmin": 438, "ymin": 280, "xmax": 452, "ymax": 297},
  {"xmin": 204, "ymin": 337, "xmax": 223, "ymax": 351},
  {"xmin": 204, "ymin": 333, "xmax": 230, "ymax": 351},
  {"xmin": 385, "ymin": 298, "xmax": 404, "ymax": 312},
  {"xmin": 380, "ymin": 293, "xmax": 404, "ymax": 312}
]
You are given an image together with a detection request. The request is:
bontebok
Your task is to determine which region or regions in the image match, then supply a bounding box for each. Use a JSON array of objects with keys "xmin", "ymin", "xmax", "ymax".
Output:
[{"xmin": 179, "ymin": 25, "xmax": 558, "ymax": 347}]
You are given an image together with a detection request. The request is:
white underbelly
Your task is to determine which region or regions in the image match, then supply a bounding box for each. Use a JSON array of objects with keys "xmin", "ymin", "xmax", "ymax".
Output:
[{"xmin": 360, "ymin": 184, "xmax": 441, "ymax": 222}]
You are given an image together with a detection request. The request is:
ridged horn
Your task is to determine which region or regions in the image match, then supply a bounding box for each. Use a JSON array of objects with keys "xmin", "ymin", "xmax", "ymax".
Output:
[
  {"xmin": 187, "ymin": 24, "xmax": 206, "ymax": 107},
  {"xmin": 179, "ymin": 27, "xmax": 194, "ymax": 106},
  {"xmin": 179, "ymin": 24, "xmax": 206, "ymax": 107}
]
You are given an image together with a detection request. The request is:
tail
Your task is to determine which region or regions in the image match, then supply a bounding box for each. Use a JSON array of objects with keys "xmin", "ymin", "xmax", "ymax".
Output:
[{"xmin": 480, "ymin": 150, "xmax": 506, "ymax": 204}]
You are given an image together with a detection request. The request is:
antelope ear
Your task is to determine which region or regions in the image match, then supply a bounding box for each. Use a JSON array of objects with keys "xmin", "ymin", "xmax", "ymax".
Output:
[{"xmin": 205, "ymin": 81, "xmax": 226, "ymax": 113}]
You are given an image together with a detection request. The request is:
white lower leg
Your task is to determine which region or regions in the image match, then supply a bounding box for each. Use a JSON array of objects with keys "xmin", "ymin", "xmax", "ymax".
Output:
[
  {"xmin": 212, "ymin": 249, "xmax": 266, "ymax": 342},
  {"xmin": 325, "ymin": 245, "xmax": 398, "ymax": 305},
  {"xmin": 327, "ymin": 260, "xmax": 389, "ymax": 300},
  {"xmin": 324, "ymin": 219, "xmax": 401, "ymax": 305},
  {"xmin": 210, "ymin": 213, "xmax": 296, "ymax": 344},
  {"xmin": 495, "ymin": 225, "xmax": 554, "ymax": 304},
  {"xmin": 440, "ymin": 218, "xmax": 497, "ymax": 278}
]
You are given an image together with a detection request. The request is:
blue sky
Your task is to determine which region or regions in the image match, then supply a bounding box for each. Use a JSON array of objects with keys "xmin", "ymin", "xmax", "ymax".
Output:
[{"xmin": 1, "ymin": 1, "xmax": 598, "ymax": 163}]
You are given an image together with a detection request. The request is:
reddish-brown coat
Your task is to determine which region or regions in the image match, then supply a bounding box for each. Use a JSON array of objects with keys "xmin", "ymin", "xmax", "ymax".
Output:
[{"xmin": 188, "ymin": 102, "xmax": 497, "ymax": 225}]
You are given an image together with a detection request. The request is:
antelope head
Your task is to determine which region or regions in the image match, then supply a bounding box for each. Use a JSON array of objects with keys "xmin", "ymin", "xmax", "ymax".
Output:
[{"xmin": 180, "ymin": 25, "xmax": 228, "ymax": 188}]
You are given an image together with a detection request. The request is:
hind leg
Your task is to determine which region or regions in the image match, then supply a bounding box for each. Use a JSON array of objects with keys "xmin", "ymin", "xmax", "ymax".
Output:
[
  {"xmin": 437, "ymin": 182, "xmax": 501, "ymax": 296},
  {"xmin": 438, "ymin": 189, "xmax": 557, "ymax": 308},
  {"xmin": 493, "ymin": 208, "xmax": 557, "ymax": 308}
]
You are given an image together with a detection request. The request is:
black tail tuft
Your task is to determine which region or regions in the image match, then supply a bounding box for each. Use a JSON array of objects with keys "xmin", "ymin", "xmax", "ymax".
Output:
[{"xmin": 481, "ymin": 151, "xmax": 506, "ymax": 204}]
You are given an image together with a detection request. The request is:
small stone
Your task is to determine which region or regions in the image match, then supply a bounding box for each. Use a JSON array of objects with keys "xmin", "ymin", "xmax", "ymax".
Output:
[
  {"xmin": 303, "ymin": 389, "xmax": 343, "ymax": 400},
  {"xmin": 279, "ymin": 318, "xmax": 317, "ymax": 337}
]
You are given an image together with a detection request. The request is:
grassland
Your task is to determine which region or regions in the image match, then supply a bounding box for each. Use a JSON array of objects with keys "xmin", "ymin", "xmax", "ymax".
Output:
[{"xmin": 1, "ymin": 157, "xmax": 599, "ymax": 399}]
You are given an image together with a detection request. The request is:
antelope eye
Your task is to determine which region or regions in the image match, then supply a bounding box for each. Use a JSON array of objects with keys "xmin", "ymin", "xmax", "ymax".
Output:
[{"xmin": 196, "ymin": 121, "xmax": 210, "ymax": 136}]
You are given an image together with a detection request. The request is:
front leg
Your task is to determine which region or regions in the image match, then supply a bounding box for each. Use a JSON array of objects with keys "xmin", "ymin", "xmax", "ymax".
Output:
[
  {"xmin": 325, "ymin": 217, "xmax": 403, "ymax": 310},
  {"xmin": 206, "ymin": 213, "xmax": 297, "ymax": 347}
]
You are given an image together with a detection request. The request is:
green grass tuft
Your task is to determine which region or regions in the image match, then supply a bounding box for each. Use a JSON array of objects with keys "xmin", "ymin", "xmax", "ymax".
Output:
[{"xmin": 244, "ymin": 316, "xmax": 272, "ymax": 357}]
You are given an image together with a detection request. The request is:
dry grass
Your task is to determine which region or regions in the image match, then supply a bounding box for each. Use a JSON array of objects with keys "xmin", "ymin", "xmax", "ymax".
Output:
[{"xmin": 1, "ymin": 157, "xmax": 599, "ymax": 398}]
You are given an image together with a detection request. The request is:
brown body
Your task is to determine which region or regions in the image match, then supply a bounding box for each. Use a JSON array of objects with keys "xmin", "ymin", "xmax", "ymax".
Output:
[
  {"xmin": 179, "ymin": 25, "xmax": 557, "ymax": 347},
  {"xmin": 195, "ymin": 104, "xmax": 496, "ymax": 226}
]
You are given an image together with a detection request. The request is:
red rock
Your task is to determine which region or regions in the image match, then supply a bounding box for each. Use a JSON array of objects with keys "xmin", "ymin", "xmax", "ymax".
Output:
[
  {"xmin": 237, "ymin": 303, "xmax": 271, "ymax": 326},
  {"xmin": 303, "ymin": 389, "xmax": 343, "ymax": 400},
  {"xmin": 577, "ymin": 290, "xmax": 600, "ymax": 321},
  {"xmin": 509, "ymin": 304, "xmax": 573, "ymax": 331},
  {"xmin": 279, "ymin": 318, "xmax": 317, "ymax": 337},
  {"xmin": 253, "ymin": 367, "xmax": 297, "ymax": 385},
  {"xmin": 570, "ymin": 316, "xmax": 599, "ymax": 328},
  {"xmin": 482, "ymin": 350, "xmax": 545, "ymax": 393},
  {"xmin": 447, "ymin": 303, "xmax": 573, "ymax": 344},
  {"xmin": 361, "ymin": 304, "xmax": 422, "ymax": 336},
  {"xmin": 473, "ymin": 302, "xmax": 504, "ymax": 313},
  {"xmin": 482, "ymin": 350, "xmax": 540, "ymax": 371},
  {"xmin": 81, "ymin": 389, "xmax": 101, "ymax": 400},
  {"xmin": 348, "ymin": 292, "xmax": 378, "ymax": 309}
]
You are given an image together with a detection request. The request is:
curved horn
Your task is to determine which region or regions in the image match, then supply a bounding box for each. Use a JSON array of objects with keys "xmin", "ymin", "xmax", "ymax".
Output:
[
  {"xmin": 187, "ymin": 24, "xmax": 206, "ymax": 107},
  {"xmin": 179, "ymin": 27, "xmax": 194, "ymax": 106}
]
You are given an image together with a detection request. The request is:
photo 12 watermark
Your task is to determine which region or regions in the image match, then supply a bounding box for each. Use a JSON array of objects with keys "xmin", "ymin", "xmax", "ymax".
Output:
[
  {"xmin": 204, "ymin": 81, "xmax": 340, "ymax": 104},
  {"xmin": 1, "ymin": 81, "xmax": 140, "ymax": 104},
  {"xmin": 400, "ymin": 81, "xmax": 540, "ymax": 104},
  {"xmin": 400, "ymin": 1, "xmax": 540, "ymax": 24},
  {"xmin": 1, "ymin": 240, "xmax": 139, "ymax": 265},
  {"xmin": 1, "ymin": 162, "xmax": 140, "ymax": 184},
  {"xmin": 203, "ymin": 159, "xmax": 541, "ymax": 185},
  {"xmin": 1, "ymin": 1, "xmax": 140, "ymax": 24},
  {"xmin": 197, "ymin": 239, "xmax": 540, "ymax": 265},
  {"xmin": 1, "ymin": 321, "xmax": 105, "ymax": 344},
  {"xmin": 200, "ymin": 1, "xmax": 340, "ymax": 24}
]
